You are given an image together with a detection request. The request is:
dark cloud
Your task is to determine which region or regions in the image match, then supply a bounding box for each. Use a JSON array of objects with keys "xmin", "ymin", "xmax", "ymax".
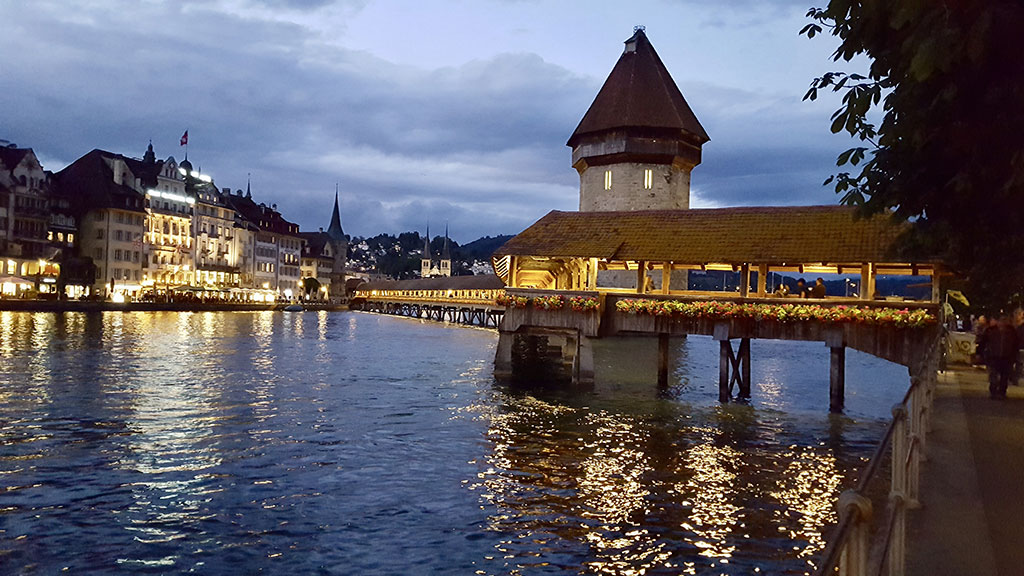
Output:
[{"xmin": 0, "ymin": 0, "xmax": 848, "ymax": 243}]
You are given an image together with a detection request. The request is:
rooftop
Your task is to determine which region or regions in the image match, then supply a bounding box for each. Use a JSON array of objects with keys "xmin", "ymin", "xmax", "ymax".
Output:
[
  {"xmin": 568, "ymin": 28, "xmax": 709, "ymax": 148},
  {"xmin": 494, "ymin": 206, "xmax": 933, "ymax": 266}
]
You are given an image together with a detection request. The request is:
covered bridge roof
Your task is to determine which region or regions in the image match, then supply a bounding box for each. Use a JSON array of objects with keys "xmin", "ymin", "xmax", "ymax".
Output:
[
  {"xmin": 356, "ymin": 274, "xmax": 505, "ymax": 292},
  {"xmin": 494, "ymin": 206, "xmax": 933, "ymax": 265}
]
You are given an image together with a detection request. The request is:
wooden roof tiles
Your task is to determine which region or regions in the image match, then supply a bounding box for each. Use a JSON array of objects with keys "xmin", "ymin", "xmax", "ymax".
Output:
[
  {"xmin": 494, "ymin": 206, "xmax": 932, "ymax": 265},
  {"xmin": 568, "ymin": 29, "xmax": 709, "ymax": 147}
]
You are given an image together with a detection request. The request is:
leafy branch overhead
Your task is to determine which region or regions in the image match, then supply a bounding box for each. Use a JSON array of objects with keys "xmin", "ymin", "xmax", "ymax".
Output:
[{"xmin": 802, "ymin": 1, "xmax": 1024, "ymax": 310}]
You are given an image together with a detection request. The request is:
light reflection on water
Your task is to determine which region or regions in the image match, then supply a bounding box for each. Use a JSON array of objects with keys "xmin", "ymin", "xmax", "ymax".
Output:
[{"xmin": 0, "ymin": 311, "xmax": 905, "ymax": 575}]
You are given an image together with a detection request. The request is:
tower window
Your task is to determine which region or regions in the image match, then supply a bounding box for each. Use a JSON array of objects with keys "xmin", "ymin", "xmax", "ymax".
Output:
[
  {"xmin": 644, "ymin": 169, "xmax": 653, "ymax": 190},
  {"xmin": 604, "ymin": 170, "xmax": 612, "ymax": 190}
]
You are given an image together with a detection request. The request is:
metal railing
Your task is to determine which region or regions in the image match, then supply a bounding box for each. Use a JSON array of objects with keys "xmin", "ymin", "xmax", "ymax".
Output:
[{"xmin": 814, "ymin": 343, "xmax": 939, "ymax": 576}]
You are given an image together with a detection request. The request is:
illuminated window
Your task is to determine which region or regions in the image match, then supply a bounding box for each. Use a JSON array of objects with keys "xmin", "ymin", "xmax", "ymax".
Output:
[
  {"xmin": 604, "ymin": 170, "xmax": 612, "ymax": 190},
  {"xmin": 644, "ymin": 169, "xmax": 653, "ymax": 189}
]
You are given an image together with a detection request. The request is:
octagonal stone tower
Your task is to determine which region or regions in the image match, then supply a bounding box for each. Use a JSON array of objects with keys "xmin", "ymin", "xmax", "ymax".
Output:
[{"xmin": 569, "ymin": 28, "xmax": 710, "ymax": 212}]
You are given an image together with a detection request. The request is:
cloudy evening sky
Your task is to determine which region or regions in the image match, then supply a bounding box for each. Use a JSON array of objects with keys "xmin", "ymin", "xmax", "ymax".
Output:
[{"xmin": 1, "ymin": 0, "xmax": 859, "ymax": 243}]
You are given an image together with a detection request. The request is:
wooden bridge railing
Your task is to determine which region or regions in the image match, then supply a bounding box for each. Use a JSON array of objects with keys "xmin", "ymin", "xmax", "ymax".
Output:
[{"xmin": 812, "ymin": 338, "xmax": 940, "ymax": 576}]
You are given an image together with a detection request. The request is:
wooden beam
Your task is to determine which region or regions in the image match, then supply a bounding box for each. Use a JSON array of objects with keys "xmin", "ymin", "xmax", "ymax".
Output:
[
  {"xmin": 636, "ymin": 260, "xmax": 646, "ymax": 294},
  {"xmin": 860, "ymin": 263, "xmax": 875, "ymax": 300},
  {"xmin": 719, "ymin": 340, "xmax": 732, "ymax": 402},
  {"xmin": 661, "ymin": 262, "xmax": 671, "ymax": 295},
  {"xmin": 739, "ymin": 264, "xmax": 750, "ymax": 297},
  {"xmin": 757, "ymin": 264, "xmax": 768, "ymax": 296},
  {"xmin": 738, "ymin": 338, "xmax": 751, "ymax": 398}
]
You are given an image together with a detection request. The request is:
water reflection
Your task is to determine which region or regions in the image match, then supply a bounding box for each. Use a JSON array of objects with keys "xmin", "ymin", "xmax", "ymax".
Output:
[
  {"xmin": 0, "ymin": 311, "xmax": 902, "ymax": 575},
  {"xmin": 471, "ymin": 334, "xmax": 905, "ymax": 575}
]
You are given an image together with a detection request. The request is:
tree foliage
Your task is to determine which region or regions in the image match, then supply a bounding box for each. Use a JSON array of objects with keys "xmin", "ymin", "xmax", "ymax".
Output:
[{"xmin": 802, "ymin": 0, "xmax": 1024, "ymax": 310}]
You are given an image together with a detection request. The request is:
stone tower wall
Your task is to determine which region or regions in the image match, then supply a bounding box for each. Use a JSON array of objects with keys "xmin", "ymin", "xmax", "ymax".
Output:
[{"xmin": 578, "ymin": 162, "xmax": 691, "ymax": 212}]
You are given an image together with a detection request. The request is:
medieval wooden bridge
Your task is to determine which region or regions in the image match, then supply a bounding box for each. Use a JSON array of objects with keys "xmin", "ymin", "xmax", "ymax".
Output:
[{"xmin": 353, "ymin": 206, "xmax": 944, "ymax": 416}]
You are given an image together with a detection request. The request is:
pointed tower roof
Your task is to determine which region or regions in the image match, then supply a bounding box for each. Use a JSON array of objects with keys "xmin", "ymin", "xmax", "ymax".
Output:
[
  {"xmin": 568, "ymin": 28, "xmax": 709, "ymax": 147},
  {"xmin": 327, "ymin": 186, "xmax": 345, "ymax": 242},
  {"xmin": 422, "ymin": 225, "xmax": 432, "ymax": 259},
  {"xmin": 143, "ymin": 141, "xmax": 156, "ymax": 164},
  {"xmin": 441, "ymin": 224, "xmax": 451, "ymax": 260}
]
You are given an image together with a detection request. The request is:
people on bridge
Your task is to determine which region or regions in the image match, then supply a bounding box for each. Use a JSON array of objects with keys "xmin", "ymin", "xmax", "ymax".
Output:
[
  {"xmin": 795, "ymin": 278, "xmax": 808, "ymax": 298},
  {"xmin": 810, "ymin": 278, "xmax": 827, "ymax": 299},
  {"xmin": 977, "ymin": 313, "xmax": 1019, "ymax": 399}
]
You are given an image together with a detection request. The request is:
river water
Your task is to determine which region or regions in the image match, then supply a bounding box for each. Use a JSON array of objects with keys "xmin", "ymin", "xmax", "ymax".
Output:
[{"xmin": 0, "ymin": 311, "xmax": 907, "ymax": 575}]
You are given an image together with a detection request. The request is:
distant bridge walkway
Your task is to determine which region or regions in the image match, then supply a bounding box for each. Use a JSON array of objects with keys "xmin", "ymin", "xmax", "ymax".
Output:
[{"xmin": 349, "ymin": 275, "xmax": 507, "ymax": 328}]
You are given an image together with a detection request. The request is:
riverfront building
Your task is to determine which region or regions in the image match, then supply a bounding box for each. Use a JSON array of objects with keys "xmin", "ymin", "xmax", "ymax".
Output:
[
  {"xmin": 53, "ymin": 149, "xmax": 149, "ymax": 296},
  {"xmin": 0, "ymin": 145, "xmax": 57, "ymax": 292},
  {"xmin": 0, "ymin": 138, "xmax": 353, "ymax": 301}
]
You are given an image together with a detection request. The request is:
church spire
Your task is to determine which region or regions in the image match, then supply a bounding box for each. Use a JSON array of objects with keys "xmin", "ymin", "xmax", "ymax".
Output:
[
  {"xmin": 327, "ymin": 183, "xmax": 345, "ymax": 242},
  {"xmin": 441, "ymin": 223, "xmax": 451, "ymax": 260},
  {"xmin": 439, "ymin": 223, "xmax": 452, "ymax": 277},
  {"xmin": 246, "ymin": 173, "xmax": 252, "ymax": 199},
  {"xmin": 420, "ymin": 224, "xmax": 433, "ymax": 278}
]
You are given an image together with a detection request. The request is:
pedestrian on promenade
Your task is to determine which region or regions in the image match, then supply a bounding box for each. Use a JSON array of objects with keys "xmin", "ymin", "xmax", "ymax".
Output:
[
  {"xmin": 1013, "ymin": 307, "xmax": 1024, "ymax": 386},
  {"xmin": 978, "ymin": 313, "xmax": 1019, "ymax": 399}
]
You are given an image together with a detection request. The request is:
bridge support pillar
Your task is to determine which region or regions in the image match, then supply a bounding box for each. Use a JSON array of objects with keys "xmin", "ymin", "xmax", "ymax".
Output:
[
  {"xmin": 826, "ymin": 329, "xmax": 846, "ymax": 413},
  {"xmin": 574, "ymin": 336, "xmax": 595, "ymax": 386},
  {"xmin": 715, "ymin": 323, "xmax": 751, "ymax": 402},
  {"xmin": 494, "ymin": 332, "xmax": 514, "ymax": 380},
  {"xmin": 830, "ymin": 346, "xmax": 846, "ymax": 413},
  {"xmin": 657, "ymin": 334, "xmax": 670, "ymax": 389}
]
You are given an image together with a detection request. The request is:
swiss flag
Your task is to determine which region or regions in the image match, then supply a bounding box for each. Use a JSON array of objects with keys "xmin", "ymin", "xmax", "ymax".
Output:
[{"xmin": 180, "ymin": 130, "xmax": 188, "ymax": 146}]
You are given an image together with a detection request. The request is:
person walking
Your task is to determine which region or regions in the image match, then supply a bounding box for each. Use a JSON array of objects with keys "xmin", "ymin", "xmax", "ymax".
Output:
[
  {"xmin": 1013, "ymin": 307, "xmax": 1024, "ymax": 386},
  {"xmin": 979, "ymin": 313, "xmax": 1019, "ymax": 398}
]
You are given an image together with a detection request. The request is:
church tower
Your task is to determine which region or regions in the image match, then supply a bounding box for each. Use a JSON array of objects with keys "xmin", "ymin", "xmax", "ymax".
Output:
[
  {"xmin": 439, "ymin": 224, "xmax": 452, "ymax": 277},
  {"xmin": 326, "ymin": 189, "xmax": 348, "ymax": 294},
  {"xmin": 421, "ymin": 226, "xmax": 433, "ymax": 278},
  {"xmin": 568, "ymin": 27, "xmax": 709, "ymax": 212}
]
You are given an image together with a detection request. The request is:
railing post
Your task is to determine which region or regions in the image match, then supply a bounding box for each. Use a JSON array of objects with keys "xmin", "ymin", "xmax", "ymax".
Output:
[
  {"xmin": 891, "ymin": 404, "xmax": 908, "ymax": 501},
  {"xmin": 907, "ymin": 380, "xmax": 922, "ymax": 508},
  {"xmin": 838, "ymin": 490, "xmax": 873, "ymax": 576},
  {"xmin": 890, "ymin": 404, "xmax": 908, "ymax": 576},
  {"xmin": 888, "ymin": 491, "xmax": 906, "ymax": 576}
]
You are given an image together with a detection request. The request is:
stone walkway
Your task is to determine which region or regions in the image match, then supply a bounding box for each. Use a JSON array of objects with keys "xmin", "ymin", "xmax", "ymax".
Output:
[{"xmin": 906, "ymin": 367, "xmax": 1024, "ymax": 576}]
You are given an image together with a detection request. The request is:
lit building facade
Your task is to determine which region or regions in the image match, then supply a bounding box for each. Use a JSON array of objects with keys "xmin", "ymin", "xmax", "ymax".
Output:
[
  {"xmin": 0, "ymin": 145, "xmax": 53, "ymax": 285},
  {"xmin": 194, "ymin": 185, "xmax": 240, "ymax": 288},
  {"xmin": 143, "ymin": 154, "xmax": 195, "ymax": 289},
  {"xmin": 54, "ymin": 149, "xmax": 148, "ymax": 297},
  {"xmin": 224, "ymin": 187, "xmax": 304, "ymax": 298}
]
